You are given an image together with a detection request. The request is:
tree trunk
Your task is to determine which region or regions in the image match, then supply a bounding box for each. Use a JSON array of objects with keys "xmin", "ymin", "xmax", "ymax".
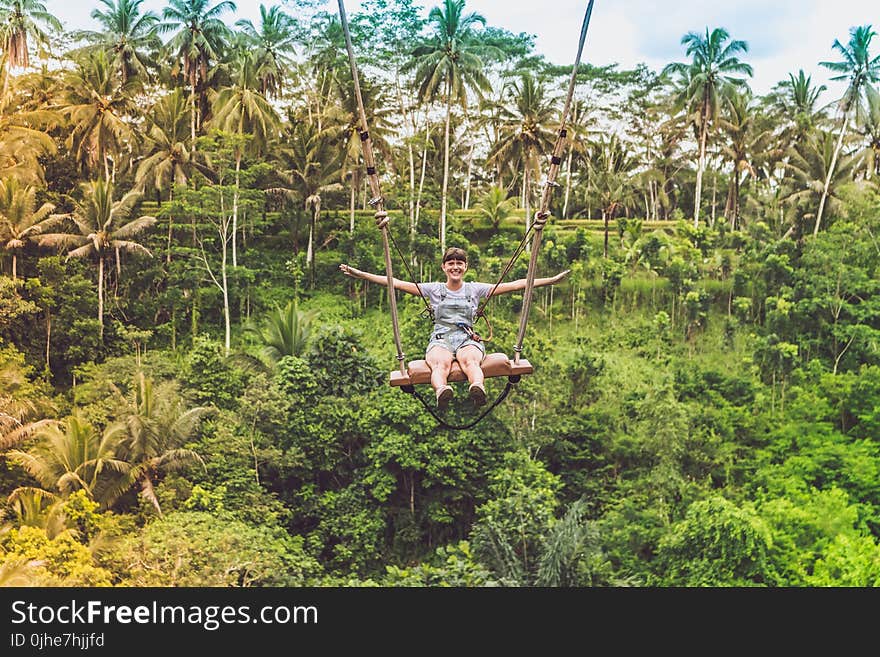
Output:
[
  {"xmin": 693, "ymin": 99, "xmax": 710, "ymax": 227},
  {"xmin": 232, "ymin": 152, "xmax": 241, "ymax": 267},
  {"xmin": 815, "ymin": 112, "xmax": 849, "ymax": 235},
  {"xmin": 349, "ymin": 170, "xmax": 357, "ymax": 233},
  {"xmin": 11, "ymin": 253, "xmax": 16, "ymax": 282},
  {"xmin": 98, "ymin": 255, "xmax": 104, "ymax": 341},
  {"xmin": 166, "ymin": 187, "xmax": 174, "ymax": 264},
  {"xmin": 416, "ymin": 123, "xmax": 430, "ymax": 229},
  {"xmin": 563, "ymin": 147, "xmax": 574, "ymax": 219},
  {"xmin": 440, "ymin": 82, "xmax": 452, "ymax": 251}
]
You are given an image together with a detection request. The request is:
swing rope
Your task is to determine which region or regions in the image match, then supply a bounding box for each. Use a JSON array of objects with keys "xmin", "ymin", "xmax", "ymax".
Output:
[
  {"xmin": 512, "ymin": 0, "xmax": 594, "ymax": 364},
  {"xmin": 403, "ymin": 380, "xmax": 518, "ymax": 431},
  {"xmin": 338, "ymin": 0, "xmax": 407, "ymax": 375}
]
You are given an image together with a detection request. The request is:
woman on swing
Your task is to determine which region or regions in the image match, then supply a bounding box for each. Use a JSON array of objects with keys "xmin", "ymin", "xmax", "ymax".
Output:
[{"xmin": 340, "ymin": 247, "xmax": 569, "ymax": 410}]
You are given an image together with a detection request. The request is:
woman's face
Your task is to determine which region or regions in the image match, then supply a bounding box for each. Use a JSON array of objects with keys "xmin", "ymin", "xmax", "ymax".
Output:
[{"xmin": 442, "ymin": 258, "xmax": 467, "ymax": 283}]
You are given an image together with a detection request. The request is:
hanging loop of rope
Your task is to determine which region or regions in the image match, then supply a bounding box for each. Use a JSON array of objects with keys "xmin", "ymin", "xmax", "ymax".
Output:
[
  {"xmin": 513, "ymin": 0, "xmax": 594, "ymax": 364},
  {"xmin": 402, "ymin": 379, "xmax": 518, "ymax": 431},
  {"xmin": 338, "ymin": 0, "xmax": 407, "ymax": 374}
]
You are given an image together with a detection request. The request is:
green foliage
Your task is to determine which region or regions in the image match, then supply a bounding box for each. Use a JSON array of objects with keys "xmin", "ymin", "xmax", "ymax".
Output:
[
  {"xmin": 0, "ymin": 525, "xmax": 114, "ymax": 586},
  {"xmin": 182, "ymin": 336, "xmax": 248, "ymax": 409},
  {"xmin": 116, "ymin": 511, "xmax": 322, "ymax": 586},
  {"xmin": 471, "ymin": 450, "xmax": 561, "ymax": 585},
  {"xmin": 654, "ymin": 496, "xmax": 774, "ymax": 586},
  {"xmin": 382, "ymin": 541, "xmax": 497, "ymax": 586},
  {"xmin": 305, "ymin": 323, "xmax": 383, "ymax": 396}
]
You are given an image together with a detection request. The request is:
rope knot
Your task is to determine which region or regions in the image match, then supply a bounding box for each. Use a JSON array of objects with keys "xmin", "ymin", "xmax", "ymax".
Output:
[
  {"xmin": 534, "ymin": 211, "xmax": 550, "ymax": 229},
  {"xmin": 374, "ymin": 210, "xmax": 389, "ymax": 229}
]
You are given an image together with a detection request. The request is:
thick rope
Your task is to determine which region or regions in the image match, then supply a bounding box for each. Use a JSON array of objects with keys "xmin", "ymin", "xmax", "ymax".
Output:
[
  {"xmin": 338, "ymin": 0, "xmax": 406, "ymax": 375},
  {"xmin": 403, "ymin": 379, "xmax": 517, "ymax": 431},
  {"xmin": 513, "ymin": 0, "xmax": 594, "ymax": 364}
]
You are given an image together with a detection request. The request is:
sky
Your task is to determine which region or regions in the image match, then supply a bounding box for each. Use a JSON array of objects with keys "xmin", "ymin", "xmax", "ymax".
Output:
[{"xmin": 43, "ymin": 0, "xmax": 879, "ymax": 99}]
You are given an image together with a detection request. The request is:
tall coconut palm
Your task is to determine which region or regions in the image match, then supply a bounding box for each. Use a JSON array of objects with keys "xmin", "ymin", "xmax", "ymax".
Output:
[
  {"xmin": 209, "ymin": 44, "xmax": 282, "ymax": 266},
  {"xmin": 5, "ymin": 414, "xmax": 128, "ymax": 507},
  {"xmin": 0, "ymin": 177, "xmax": 54, "ymax": 280},
  {"xmin": 860, "ymin": 84, "xmax": 880, "ymax": 179},
  {"xmin": 816, "ymin": 25, "xmax": 880, "ymax": 235},
  {"xmin": 0, "ymin": 0, "xmax": 61, "ymax": 74},
  {"xmin": 105, "ymin": 371, "xmax": 208, "ymax": 515},
  {"xmin": 37, "ymin": 179, "xmax": 156, "ymax": 340},
  {"xmin": 234, "ymin": 3, "xmax": 299, "ymax": 100},
  {"xmin": 776, "ymin": 70, "xmax": 827, "ymax": 146},
  {"xmin": 486, "ymin": 72, "xmax": 557, "ymax": 235},
  {"xmin": 159, "ymin": 0, "xmax": 236, "ymax": 146},
  {"xmin": 663, "ymin": 27, "xmax": 752, "ymax": 227},
  {"xmin": 71, "ymin": 0, "xmax": 161, "ymax": 85},
  {"xmin": 59, "ymin": 49, "xmax": 140, "ymax": 181},
  {"xmin": 136, "ymin": 88, "xmax": 211, "ymax": 262},
  {"xmin": 406, "ymin": 0, "xmax": 491, "ymax": 250},
  {"xmin": 335, "ymin": 70, "xmax": 393, "ymax": 233},
  {"xmin": 276, "ymin": 117, "xmax": 343, "ymax": 283},
  {"xmin": 717, "ymin": 89, "xmax": 778, "ymax": 229},
  {"xmin": 588, "ymin": 134, "xmax": 638, "ymax": 257},
  {"xmin": 0, "ymin": 67, "xmax": 56, "ymax": 183},
  {"xmin": 782, "ymin": 129, "xmax": 859, "ymax": 238}
]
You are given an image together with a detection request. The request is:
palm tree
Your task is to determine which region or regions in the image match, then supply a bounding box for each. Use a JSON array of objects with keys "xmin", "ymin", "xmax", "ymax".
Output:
[
  {"xmin": 663, "ymin": 27, "xmax": 753, "ymax": 227},
  {"xmin": 234, "ymin": 3, "xmax": 299, "ymax": 100},
  {"xmin": 105, "ymin": 371, "xmax": 208, "ymax": 515},
  {"xmin": 816, "ymin": 25, "xmax": 880, "ymax": 235},
  {"xmin": 243, "ymin": 299, "xmax": 318, "ymax": 364},
  {"xmin": 71, "ymin": 0, "xmax": 161, "ymax": 85},
  {"xmin": 209, "ymin": 44, "xmax": 282, "ymax": 266},
  {"xmin": 487, "ymin": 72, "xmax": 557, "ymax": 235},
  {"xmin": 406, "ymin": 0, "xmax": 491, "ymax": 250},
  {"xmin": 136, "ymin": 88, "xmax": 211, "ymax": 262},
  {"xmin": 335, "ymin": 70, "xmax": 393, "ymax": 233},
  {"xmin": 782, "ymin": 129, "xmax": 859, "ymax": 238},
  {"xmin": 717, "ymin": 89, "xmax": 777, "ymax": 229},
  {"xmin": 38, "ymin": 179, "xmax": 156, "ymax": 340},
  {"xmin": 276, "ymin": 117, "xmax": 343, "ymax": 283},
  {"xmin": 588, "ymin": 134, "xmax": 638, "ymax": 257},
  {"xmin": 859, "ymin": 85, "xmax": 880, "ymax": 180},
  {"xmin": 0, "ymin": 355, "xmax": 54, "ymax": 450},
  {"xmin": 59, "ymin": 49, "xmax": 140, "ymax": 181},
  {"xmin": 159, "ymin": 0, "xmax": 236, "ymax": 145},
  {"xmin": 476, "ymin": 186, "xmax": 516, "ymax": 230},
  {"xmin": 777, "ymin": 70, "xmax": 827, "ymax": 145},
  {"xmin": 6, "ymin": 486, "xmax": 66, "ymax": 538},
  {"xmin": 0, "ymin": 0, "xmax": 61, "ymax": 73},
  {"xmin": 5, "ymin": 414, "xmax": 128, "ymax": 506},
  {"xmin": 0, "ymin": 177, "xmax": 54, "ymax": 280},
  {"xmin": 0, "ymin": 68, "xmax": 56, "ymax": 183}
]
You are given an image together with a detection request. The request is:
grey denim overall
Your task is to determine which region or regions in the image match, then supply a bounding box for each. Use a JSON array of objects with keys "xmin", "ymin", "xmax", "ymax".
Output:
[{"xmin": 425, "ymin": 283, "xmax": 485, "ymax": 359}]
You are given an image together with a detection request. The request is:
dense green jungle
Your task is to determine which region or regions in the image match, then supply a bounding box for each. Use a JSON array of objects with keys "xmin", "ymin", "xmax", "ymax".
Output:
[{"xmin": 2, "ymin": 0, "xmax": 880, "ymax": 587}]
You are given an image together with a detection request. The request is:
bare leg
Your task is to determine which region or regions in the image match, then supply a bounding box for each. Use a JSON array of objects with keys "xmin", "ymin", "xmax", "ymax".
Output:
[
  {"xmin": 456, "ymin": 345, "xmax": 485, "ymax": 387},
  {"xmin": 426, "ymin": 346, "xmax": 454, "ymax": 393}
]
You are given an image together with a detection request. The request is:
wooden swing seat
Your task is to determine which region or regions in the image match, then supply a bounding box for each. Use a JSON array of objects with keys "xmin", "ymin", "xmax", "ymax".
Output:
[{"xmin": 389, "ymin": 352, "xmax": 533, "ymax": 387}]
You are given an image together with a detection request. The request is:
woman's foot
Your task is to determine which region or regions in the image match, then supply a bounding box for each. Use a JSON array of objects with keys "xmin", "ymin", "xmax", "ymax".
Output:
[
  {"xmin": 468, "ymin": 383, "xmax": 486, "ymax": 408},
  {"xmin": 436, "ymin": 385, "xmax": 453, "ymax": 410}
]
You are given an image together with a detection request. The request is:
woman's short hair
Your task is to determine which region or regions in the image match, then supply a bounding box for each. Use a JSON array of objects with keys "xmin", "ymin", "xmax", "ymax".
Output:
[{"xmin": 442, "ymin": 247, "xmax": 468, "ymax": 263}]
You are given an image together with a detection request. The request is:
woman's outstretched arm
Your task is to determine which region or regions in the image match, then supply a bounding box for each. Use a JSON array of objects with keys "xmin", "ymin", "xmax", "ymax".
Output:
[
  {"xmin": 339, "ymin": 264, "xmax": 422, "ymax": 295},
  {"xmin": 488, "ymin": 269, "xmax": 571, "ymax": 297}
]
